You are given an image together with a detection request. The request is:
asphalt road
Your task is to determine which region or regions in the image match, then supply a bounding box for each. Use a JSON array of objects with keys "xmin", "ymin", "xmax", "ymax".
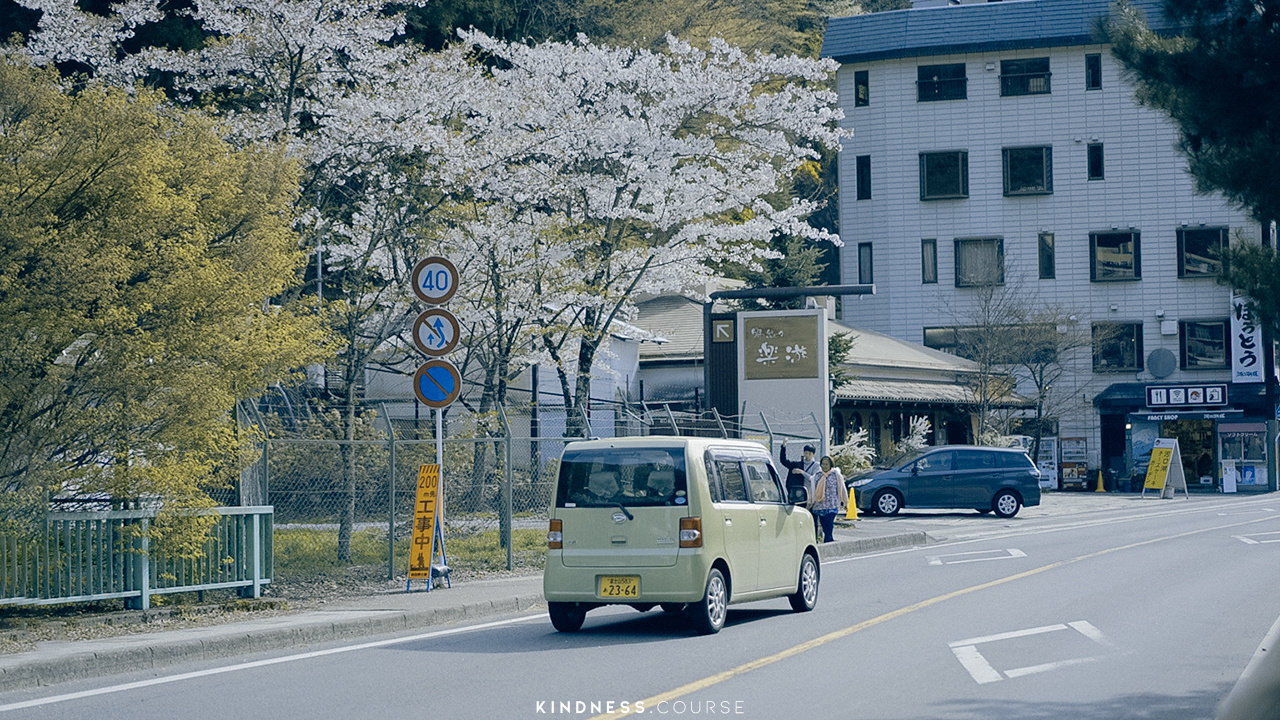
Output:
[{"xmin": 4, "ymin": 494, "xmax": 1277, "ymax": 720}]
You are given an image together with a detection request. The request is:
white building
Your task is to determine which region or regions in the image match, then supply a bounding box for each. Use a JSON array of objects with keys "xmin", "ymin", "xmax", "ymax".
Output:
[{"xmin": 822, "ymin": 0, "xmax": 1275, "ymax": 490}]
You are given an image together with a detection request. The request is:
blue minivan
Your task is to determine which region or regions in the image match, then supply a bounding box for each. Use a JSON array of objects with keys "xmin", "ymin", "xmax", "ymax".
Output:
[{"xmin": 847, "ymin": 445, "xmax": 1041, "ymax": 518}]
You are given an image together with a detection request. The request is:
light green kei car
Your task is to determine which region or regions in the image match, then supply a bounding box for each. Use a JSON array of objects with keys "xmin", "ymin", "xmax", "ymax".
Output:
[{"xmin": 543, "ymin": 436, "xmax": 820, "ymax": 634}]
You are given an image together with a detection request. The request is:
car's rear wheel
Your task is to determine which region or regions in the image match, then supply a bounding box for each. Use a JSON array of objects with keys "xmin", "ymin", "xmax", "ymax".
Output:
[
  {"xmin": 873, "ymin": 489, "xmax": 902, "ymax": 516},
  {"xmin": 788, "ymin": 553, "xmax": 819, "ymax": 612},
  {"xmin": 688, "ymin": 568, "xmax": 728, "ymax": 635},
  {"xmin": 992, "ymin": 489, "xmax": 1022, "ymax": 518},
  {"xmin": 548, "ymin": 602, "xmax": 586, "ymax": 632}
]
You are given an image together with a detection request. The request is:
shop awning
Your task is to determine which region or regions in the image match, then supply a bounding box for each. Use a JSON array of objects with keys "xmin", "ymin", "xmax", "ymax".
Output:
[
  {"xmin": 1093, "ymin": 382, "xmax": 1147, "ymax": 409},
  {"xmin": 835, "ymin": 379, "xmax": 1026, "ymax": 408}
]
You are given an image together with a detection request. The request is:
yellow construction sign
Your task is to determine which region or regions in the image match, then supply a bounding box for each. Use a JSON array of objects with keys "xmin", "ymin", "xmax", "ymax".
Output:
[{"xmin": 408, "ymin": 464, "xmax": 441, "ymax": 579}]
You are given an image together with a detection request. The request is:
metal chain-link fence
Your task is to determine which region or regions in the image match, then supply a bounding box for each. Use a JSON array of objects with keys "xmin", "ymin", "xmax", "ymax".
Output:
[{"xmin": 236, "ymin": 399, "xmax": 824, "ymax": 584}]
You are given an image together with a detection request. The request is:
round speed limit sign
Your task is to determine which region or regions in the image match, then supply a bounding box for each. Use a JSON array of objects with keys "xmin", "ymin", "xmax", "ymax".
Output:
[{"xmin": 411, "ymin": 256, "xmax": 459, "ymax": 305}]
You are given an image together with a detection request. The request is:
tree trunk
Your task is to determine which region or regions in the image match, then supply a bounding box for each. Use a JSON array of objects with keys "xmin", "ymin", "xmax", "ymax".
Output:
[{"xmin": 337, "ymin": 356, "xmax": 358, "ymax": 564}]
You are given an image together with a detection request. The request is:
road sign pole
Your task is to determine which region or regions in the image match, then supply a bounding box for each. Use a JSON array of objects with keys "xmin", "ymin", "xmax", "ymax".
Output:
[{"xmin": 436, "ymin": 407, "xmax": 445, "ymax": 514}]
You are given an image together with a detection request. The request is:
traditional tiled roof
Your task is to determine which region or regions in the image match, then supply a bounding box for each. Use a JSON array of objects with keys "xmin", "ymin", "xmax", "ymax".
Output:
[{"xmin": 821, "ymin": 0, "xmax": 1171, "ymax": 64}]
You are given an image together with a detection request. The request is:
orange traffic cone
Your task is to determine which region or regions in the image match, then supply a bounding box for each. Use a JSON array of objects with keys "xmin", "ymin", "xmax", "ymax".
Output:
[{"xmin": 1095, "ymin": 469, "xmax": 1106, "ymax": 493}]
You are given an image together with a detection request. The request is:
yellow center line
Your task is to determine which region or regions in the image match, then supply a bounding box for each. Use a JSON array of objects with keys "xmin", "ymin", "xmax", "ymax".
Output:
[{"xmin": 591, "ymin": 514, "xmax": 1278, "ymax": 720}]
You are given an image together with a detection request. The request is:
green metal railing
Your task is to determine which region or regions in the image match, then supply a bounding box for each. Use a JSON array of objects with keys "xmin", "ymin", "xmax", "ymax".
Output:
[{"xmin": 0, "ymin": 506, "xmax": 272, "ymax": 609}]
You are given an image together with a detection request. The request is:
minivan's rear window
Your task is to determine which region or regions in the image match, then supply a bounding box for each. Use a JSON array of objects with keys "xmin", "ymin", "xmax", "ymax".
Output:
[
  {"xmin": 556, "ymin": 447, "xmax": 688, "ymax": 508},
  {"xmin": 998, "ymin": 452, "xmax": 1037, "ymax": 470}
]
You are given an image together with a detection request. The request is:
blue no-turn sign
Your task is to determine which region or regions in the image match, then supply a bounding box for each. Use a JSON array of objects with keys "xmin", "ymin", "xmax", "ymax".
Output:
[{"xmin": 414, "ymin": 360, "xmax": 461, "ymax": 408}]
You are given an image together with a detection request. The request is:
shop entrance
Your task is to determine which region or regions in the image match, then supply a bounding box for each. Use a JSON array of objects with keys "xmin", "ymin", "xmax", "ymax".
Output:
[
  {"xmin": 1099, "ymin": 413, "xmax": 1128, "ymax": 491},
  {"xmin": 1160, "ymin": 419, "xmax": 1215, "ymax": 489}
]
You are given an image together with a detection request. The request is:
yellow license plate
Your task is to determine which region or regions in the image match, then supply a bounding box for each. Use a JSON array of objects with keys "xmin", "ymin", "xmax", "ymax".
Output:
[{"xmin": 598, "ymin": 575, "xmax": 639, "ymax": 598}]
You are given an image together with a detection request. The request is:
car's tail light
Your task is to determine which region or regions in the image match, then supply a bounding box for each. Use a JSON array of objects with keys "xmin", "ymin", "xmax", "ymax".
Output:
[
  {"xmin": 547, "ymin": 518, "xmax": 563, "ymax": 549},
  {"xmin": 679, "ymin": 517, "xmax": 702, "ymax": 548}
]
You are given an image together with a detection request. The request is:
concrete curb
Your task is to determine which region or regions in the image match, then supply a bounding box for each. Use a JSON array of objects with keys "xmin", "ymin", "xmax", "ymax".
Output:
[
  {"xmin": 0, "ymin": 532, "xmax": 926, "ymax": 694},
  {"xmin": 818, "ymin": 531, "xmax": 931, "ymax": 561}
]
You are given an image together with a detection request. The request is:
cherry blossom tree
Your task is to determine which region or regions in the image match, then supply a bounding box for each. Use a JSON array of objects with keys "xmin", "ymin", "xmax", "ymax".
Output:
[
  {"xmin": 441, "ymin": 31, "xmax": 847, "ymax": 430},
  {"xmin": 13, "ymin": 5, "xmax": 848, "ymax": 554},
  {"xmin": 9, "ymin": 0, "xmax": 452, "ymax": 560}
]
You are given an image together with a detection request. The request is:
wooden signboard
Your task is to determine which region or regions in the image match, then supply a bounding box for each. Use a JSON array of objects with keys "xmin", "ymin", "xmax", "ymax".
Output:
[{"xmin": 1142, "ymin": 437, "xmax": 1189, "ymax": 499}]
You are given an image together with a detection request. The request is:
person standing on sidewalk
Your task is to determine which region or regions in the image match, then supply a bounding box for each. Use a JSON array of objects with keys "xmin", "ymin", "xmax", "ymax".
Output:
[
  {"xmin": 810, "ymin": 455, "xmax": 847, "ymax": 543},
  {"xmin": 780, "ymin": 442, "xmax": 820, "ymax": 500}
]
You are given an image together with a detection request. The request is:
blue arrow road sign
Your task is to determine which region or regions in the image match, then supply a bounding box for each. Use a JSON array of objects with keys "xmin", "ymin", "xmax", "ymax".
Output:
[
  {"xmin": 414, "ymin": 360, "xmax": 461, "ymax": 408},
  {"xmin": 413, "ymin": 308, "xmax": 459, "ymax": 357}
]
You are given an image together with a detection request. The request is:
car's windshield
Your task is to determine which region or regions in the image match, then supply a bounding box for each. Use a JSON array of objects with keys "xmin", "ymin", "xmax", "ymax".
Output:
[
  {"xmin": 875, "ymin": 447, "xmax": 927, "ymax": 469},
  {"xmin": 556, "ymin": 447, "xmax": 688, "ymax": 508}
]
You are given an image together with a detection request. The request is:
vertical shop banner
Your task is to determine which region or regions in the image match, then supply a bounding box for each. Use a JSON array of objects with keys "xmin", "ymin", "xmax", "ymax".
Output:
[
  {"xmin": 1230, "ymin": 293, "xmax": 1263, "ymax": 383},
  {"xmin": 408, "ymin": 464, "xmax": 441, "ymax": 579}
]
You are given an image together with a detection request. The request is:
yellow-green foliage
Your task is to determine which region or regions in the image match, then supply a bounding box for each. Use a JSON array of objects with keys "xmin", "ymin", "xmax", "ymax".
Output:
[{"xmin": 0, "ymin": 61, "xmax": 334, "ymax": 526}]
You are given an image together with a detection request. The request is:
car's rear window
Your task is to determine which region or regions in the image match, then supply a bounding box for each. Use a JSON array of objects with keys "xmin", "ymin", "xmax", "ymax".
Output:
[
  {"xmin": 556, "ymin": 447, "xmax": 688, "ymax": 508},
  {"xmin": 998, "ymin": 451, "xmax": 1037, "ymax": 470}
]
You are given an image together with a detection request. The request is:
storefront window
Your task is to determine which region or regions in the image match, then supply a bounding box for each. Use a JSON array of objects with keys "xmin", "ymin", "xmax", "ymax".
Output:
[{"xmin": 1220, "ymin": 424, "xmax": 1268, "ymax": 490}]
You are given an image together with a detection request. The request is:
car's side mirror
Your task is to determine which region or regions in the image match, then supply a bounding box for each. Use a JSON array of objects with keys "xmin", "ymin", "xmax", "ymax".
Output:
[
  {"xmin": 788, "ymin": 485, "xmax": 809, "ymax": 505},
  {"xmin": 911, "ymin": 464, "xmax": 920, "ymax": 476}
]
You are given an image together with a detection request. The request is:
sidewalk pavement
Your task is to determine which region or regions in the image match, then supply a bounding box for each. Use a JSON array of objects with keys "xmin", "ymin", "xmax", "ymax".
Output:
[{"xmin": 0, "ymin": 519, "xmax": 927, "ymax": 694}]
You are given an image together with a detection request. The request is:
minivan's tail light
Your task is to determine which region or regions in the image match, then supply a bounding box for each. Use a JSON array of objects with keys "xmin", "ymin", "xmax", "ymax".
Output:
[
  {"xmin": 679, "ymin": 517, "xmax": 702, "ymax": 548},
  {"xmin": 547, "ymin": 519, "xmax": 563, "ymax": 549}
]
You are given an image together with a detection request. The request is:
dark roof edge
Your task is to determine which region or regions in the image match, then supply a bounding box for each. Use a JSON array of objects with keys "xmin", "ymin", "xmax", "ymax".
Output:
[{"xmin": 829, "ymin": 34, "xmax": 1099, "ymax": 65}]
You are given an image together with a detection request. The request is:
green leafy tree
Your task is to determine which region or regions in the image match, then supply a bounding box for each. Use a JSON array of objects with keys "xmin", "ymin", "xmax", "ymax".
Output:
[
  {"xmin": 0, "ymin": 62, "xmax": 330, "ymax": 526},
  {"xmin": 1105, "ymin": 0, "xmax": 1280, "ymax": 222},
  {"xmin": 1104, "ymin": 0, "xmax": 1280, "ymax": 327}
]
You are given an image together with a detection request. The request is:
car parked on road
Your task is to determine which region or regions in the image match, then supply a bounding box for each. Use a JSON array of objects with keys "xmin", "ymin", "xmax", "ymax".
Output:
[
  {"xmin": 847, "ymin": 445, "xmax": 1041, "ymax": 518},
  {"xmin": 543, "ymin": 436, "xmax": 820, "ymax": 635}
]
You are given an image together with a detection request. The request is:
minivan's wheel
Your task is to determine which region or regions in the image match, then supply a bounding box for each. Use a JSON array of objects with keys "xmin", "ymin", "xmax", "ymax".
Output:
[
  {"xmin": 873, "ymin": 489, "xmax": 902, "ymax": 516},
  {"xmin": 688, "ymin": 568, "xmax": 728, "ymax": 635},
  {"xmin": 548, "ymin": 602, "xmax": 586, "ymax": 632},
  {"xmin": 992, "ymin": 489, "xmax": 1022, "ymax": 518},
  {"xmin": 788, "ymin": 553, "xmax": 819, "ymax": 612}
]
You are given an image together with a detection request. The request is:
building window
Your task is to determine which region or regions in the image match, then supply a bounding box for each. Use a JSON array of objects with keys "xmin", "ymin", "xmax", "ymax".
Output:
[
  {"xmin": 1177, "ymin": 226, "xmax": 1227, "ymax": 277},
  {"xmin": 922, "ymin": 239, "xmax": 937, "ymax": 284},
  {"xmin": 1002, "ymin": 146, "xmax": 1053, "ymax": 195},
  {"xmin": 1092, "ymin": 322, "xmax": 1143, "ymax": 371},
  {"xmin": 854, "ymin": 70, "xmax": 869, "ymax": 107},
  {"xmin": 856, "ymin": 155, "xmax": 871, "ymax": 200},
  {"xmin": 920, "ymin": 151, "xmax": 968, "ymax": 200},
  {"xmin": 1000, "ymin": 57, "xmax": 1051, "ymax": 96},
  {"xmin": 917, "ymin": 63, "xmax": 967, "ymax": 102},
  {"xmin": 1038, "ymin": 232, "xmax": 1055, "ymax": 279},
  {"xmin": 923, "ymin": 325, "xmax": 1048, "ymax": 363},
  {"xmin": 1087, "ymin": 143, "xmax": 1104, "ymax": 180},
  {"xmin": 1090, "ymin": 230, "xmax": 1141, "ymax": 281},
  {"xmin": 1085, "ymin": 53, "xmax": 1102, "ymax": 90},
  {"xmin": 1180, "ymin": 319, "xmax": 1228, "ymax": 369},
  {"xmin": 954, "ymin": 237, "xmax": 1004, "ymax": 287},
  {"xmin": 858, "ymin": 242, "xmax": 873, "ymax": 284},
  {"xmin": 923, "ymin": 326, "xmax": 959, "ymax": 354}
]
